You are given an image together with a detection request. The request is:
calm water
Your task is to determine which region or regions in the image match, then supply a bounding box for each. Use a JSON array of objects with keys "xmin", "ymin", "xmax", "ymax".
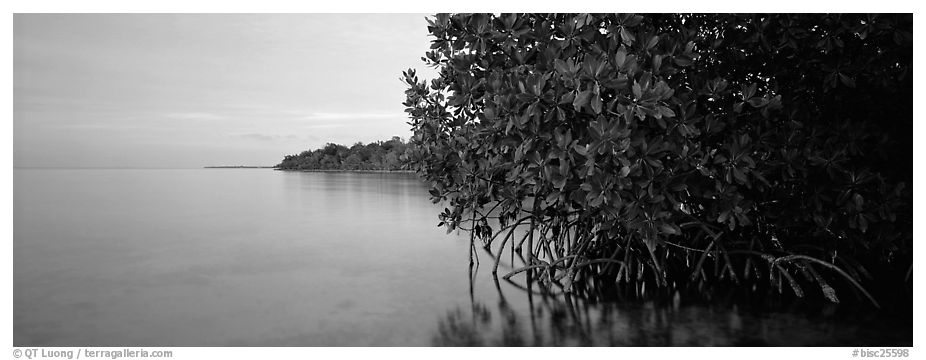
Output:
[{"xmin": 13, "ymin": 169, "xmax": 912, "ymax": 346}]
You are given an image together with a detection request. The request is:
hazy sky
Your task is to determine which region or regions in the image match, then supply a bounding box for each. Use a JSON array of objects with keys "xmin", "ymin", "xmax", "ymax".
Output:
[{"xmin": 14, "ymin": 14, "xmax": 437, "ymax": 168}]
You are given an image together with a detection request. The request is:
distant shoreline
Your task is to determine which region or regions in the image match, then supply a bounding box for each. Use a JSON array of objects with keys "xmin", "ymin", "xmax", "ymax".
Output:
[
  {"xmin": 203, "ymin": 166, "xmax": 276, "ymax": 169},
  {"xmin": 202, "ymin": 166, "xmax": 415, "ymax": 174},
  {"xmin": 274, "ymin": 168, "xmax": 415, "ymax": 174}
]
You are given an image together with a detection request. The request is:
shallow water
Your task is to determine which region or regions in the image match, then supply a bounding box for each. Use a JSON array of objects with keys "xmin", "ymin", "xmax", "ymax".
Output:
[{"xmin": 13, "ymin": 169, "xmax": 912, "ymax": 346}]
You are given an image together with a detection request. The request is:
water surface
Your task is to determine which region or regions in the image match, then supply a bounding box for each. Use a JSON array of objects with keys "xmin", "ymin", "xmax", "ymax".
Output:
[{"xmin": 13, "ymin": 169, "xmax": 911, "ymax": 346}]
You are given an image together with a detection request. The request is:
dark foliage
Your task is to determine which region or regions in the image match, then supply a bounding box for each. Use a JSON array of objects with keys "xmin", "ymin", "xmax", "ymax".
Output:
[
  {"xmin": 277, "ymin": 136, "xmax": 408, "ymax": 171},
  {"xmin": 402, "ymin": 14, "xmax": 911, "ymax": 305}
]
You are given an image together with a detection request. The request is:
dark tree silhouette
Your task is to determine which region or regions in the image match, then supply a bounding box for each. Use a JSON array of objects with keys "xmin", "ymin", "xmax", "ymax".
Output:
[
  {"xmin": 403, "ymin": 13, "xmax": 911, "ymax": 305},
  {"xmin": 277, "ymin": 137, "xmax": 409, "ymax": 171}
]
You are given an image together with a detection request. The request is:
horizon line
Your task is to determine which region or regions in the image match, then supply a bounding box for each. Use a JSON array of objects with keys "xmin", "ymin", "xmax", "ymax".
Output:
[{"xmin": 14, "ymin": 166, "xmax": 273, "ymax": 170}]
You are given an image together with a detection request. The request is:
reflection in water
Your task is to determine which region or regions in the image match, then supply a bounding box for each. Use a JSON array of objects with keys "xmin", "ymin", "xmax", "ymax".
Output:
[
  {"xmin": 15, "ymin": 170, "xmax": 472, "ymax": 346},
  {"xmin": 14, "ymin": 169, "xmax": 911, "ymax": 346},
  {"xmin": 433, "ymin": 256, "xmax": 913, "ymax": 346}
]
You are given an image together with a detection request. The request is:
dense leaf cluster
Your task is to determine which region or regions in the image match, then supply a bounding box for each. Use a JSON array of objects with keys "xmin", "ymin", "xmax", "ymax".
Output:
[
  {"xmin": 277, "ymin": 137, "xmax": 408, "ymax": 171},
  {"xmin": 403, "ymin": 14, "xmax": 911, "ymax": 304}
]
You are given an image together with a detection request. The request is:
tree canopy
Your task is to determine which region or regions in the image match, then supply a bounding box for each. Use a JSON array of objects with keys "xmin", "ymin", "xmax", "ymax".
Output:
[{"xmin": 402, "ymin": 14, "xmax": 911, "ymax": 304}]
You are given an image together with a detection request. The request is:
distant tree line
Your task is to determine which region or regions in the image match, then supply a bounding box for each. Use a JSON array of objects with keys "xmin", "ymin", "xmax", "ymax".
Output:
[{"xmin": 277, "ymin": 136, "xmax": 409, "ymax": 171}]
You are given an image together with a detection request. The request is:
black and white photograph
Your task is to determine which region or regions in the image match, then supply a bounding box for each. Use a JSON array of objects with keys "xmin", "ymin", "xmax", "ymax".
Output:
[{"xmin": 9, "ymin": 2, "xmax": 917, "ymax": 357}]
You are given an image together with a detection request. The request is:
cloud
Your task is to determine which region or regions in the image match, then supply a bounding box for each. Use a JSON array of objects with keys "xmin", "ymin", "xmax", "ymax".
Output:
[
  {"xmin": 303, "ymin": 112, "xmax": 402, "ymax": 121},
  {"xmin": 165, "ymin": 112, "xmax": 225, "ymax": 121},
  {"xmin": 229, "ymin": 133, "xmax": 307, "ymax": 142}
]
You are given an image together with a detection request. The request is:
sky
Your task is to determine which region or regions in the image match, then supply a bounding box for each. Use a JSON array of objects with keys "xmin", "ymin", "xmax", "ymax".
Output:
[{"xmin": 13, "ymin": 14, "xmax": 438, "ymax": 168}]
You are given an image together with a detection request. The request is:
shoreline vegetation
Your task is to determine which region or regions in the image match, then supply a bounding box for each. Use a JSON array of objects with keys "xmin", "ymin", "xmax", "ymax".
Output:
[
  {"xmin": 276, "ymin": 136, "xmax": 409, "ymax": 171},
  {"xmin": 401, "ymin": 13, "xmax": 912, "ymax": 308}
]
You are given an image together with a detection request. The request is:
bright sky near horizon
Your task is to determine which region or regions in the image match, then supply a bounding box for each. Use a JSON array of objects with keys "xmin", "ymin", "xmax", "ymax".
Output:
[{"xmin": 14, "ymin": 14, "xmax": 437, "ymax": 168}]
